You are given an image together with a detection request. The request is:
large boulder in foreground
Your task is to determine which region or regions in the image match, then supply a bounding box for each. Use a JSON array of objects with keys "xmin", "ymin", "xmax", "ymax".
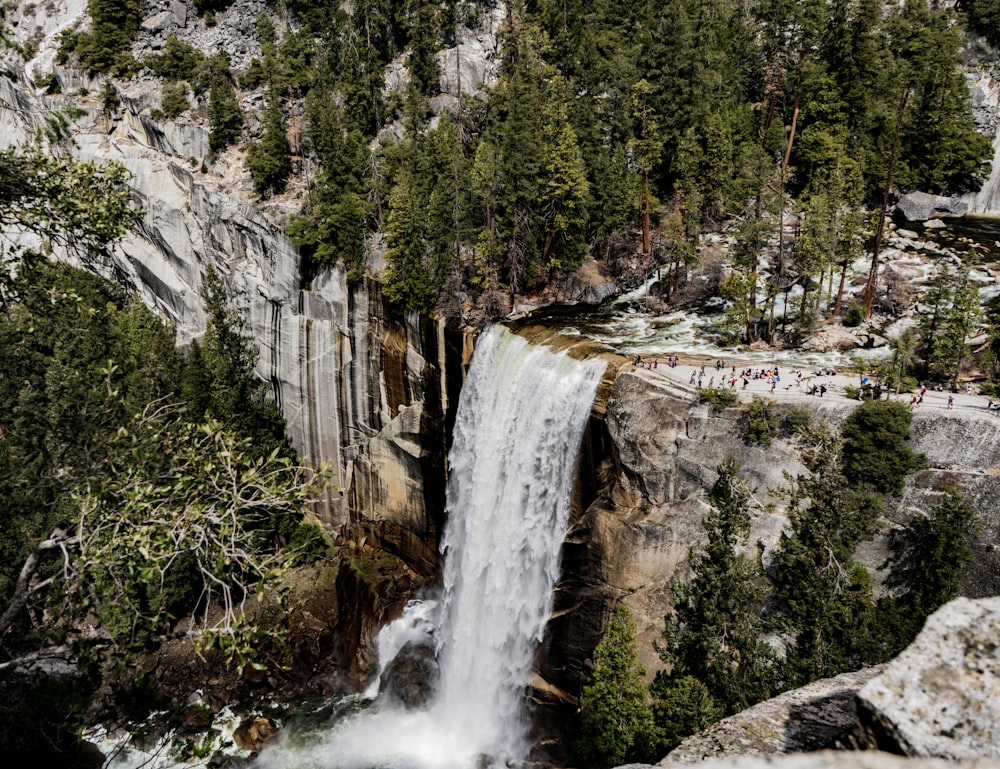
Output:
[
  {"xmin": 657, "ymin": 667, "xmax": 884, "ymax": 766},
  {"xmin": 896, "ymin": 191, "xmax": 968, "ymax": 222},
  {"xmin": 856, "ymin": 597, "xmax": 1000, "ymax": 759},
  {"xmin": 632, "ymin": 752, "xmax": 1000, "ymax": 769}
]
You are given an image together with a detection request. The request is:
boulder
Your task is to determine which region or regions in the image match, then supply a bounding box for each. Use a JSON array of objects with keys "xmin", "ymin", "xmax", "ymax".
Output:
[
  {"xmin": 896, "ymin": 192, "xmax": 968, "ymax": 222},
  {"xmin": 377, "ymin": 640, "xmax": 439, "ymax": 709},
  {"xmin": 232, "ymin": 716, "xmax": 279, "ymax": 752},
  {"xmin": 855, "ymin": 597, "xmax": 1000, "ymax": 759},
  {"xmin": 628, "ymin": 752, "xmax": 1000, "ymax": 769},
  {"xmin": 658, "ymin": 667, "xmax": 885, "ymax": 766}
]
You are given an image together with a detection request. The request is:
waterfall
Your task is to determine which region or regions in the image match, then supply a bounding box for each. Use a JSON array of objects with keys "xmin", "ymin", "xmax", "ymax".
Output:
[{"xmin": 258, "ymin": 325, "xmax": 605, "ymax": 769}]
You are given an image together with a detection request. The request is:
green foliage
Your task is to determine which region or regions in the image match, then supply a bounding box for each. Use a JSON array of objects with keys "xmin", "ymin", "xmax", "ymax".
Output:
[
  {"xmin": 406, "ymin": 0, "xmax": 441, "ymax": 96},
  {"xmin": 285, "ymin": 523, "xmax": 330, "ymax": 566},
  {"xmin": 72, "ymin": 412, "xmax": 327, "ymax": 648},
  {"xmin": 246, "ymin": 90, "xmax": 292, "ymax": 197},
  {"xmin": 290, "ymin": 95, "xmax": 372, "ymax": 279},
  {"xmin": 206, "ymin": 54, "xmax": 243, "ymax": 154},
  {"xmin": 697, "ymin": 387, "xmax": 739, "ymax": 411},
  {"xmin": 782, "ymin": 404, "xmax": 813, "ymax": 435},
  {"xmin": 923, "ymin": 266, "xmax": 982, "ymax": 388},
  {"xmin": 538, "ymin": 76, "xmax": 591, "ymax": 270},
  {"xmin": 574, "ymin": 604, "xmax": 655, "ymax": 769},
  {"xmin": 0, "ymin": 255, "xmax": 324, "ymax": 676},
  {"xmin": 182, "ymin": 267, "xmax": 291, "ymax": 460},
  {"xmin": 159, "ymin": 81, "xmax": 190, "ymax": 119},
  {"xmin": 34, "ymin": 71, "xmax": 61, "ymax": 94},
  {"xmin": 58, "ymin": 0, "xmax": 141, "ymax": 74},
  {"xmin": 143, "ymin": 35, "xmax": 205, "ymax": 81},
  {"xmin": 0, "ymin": 143, "xmax": 137, "ymax": 258},
  {"xmin": 841, "ymin": 400, "xmax": 926, "ymax": 494},
  {"xmin": 883, "ymin": 487, "xmax": 976, "ymax": 635},
  {"xmin": 774, "ymin": 424, "xmax": 885, "ymax": 685},
  {"xmin": 963, "ymin": 0, "xmax": 1000, "ymax": 45},
  {"xmin": 262, "ymin": 0, "xmax": 990, "ymax": 315},
  {"xmin": 742, "ymin": 396, "xmax": 779, "ymax": 446},
  {"xmin": 381, "ymin": 168, "xmax": 438, "ymax": 310},
  {"xmin": 100, "ymin": 81, "xmax": 119, "ymax": 112},
  {"xmin": 650, "ymin": 675, "xmax": 722, "ymax": 753},
  {"xmin": 653, "ymin": 459, "xmax": 777, "ymax": 745}
]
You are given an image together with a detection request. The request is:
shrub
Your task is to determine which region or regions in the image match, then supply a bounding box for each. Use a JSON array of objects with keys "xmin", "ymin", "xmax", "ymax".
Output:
[
  {"xmin": 144, "ymin": 35, "xmax": 204, "ymax": 81},
  {"xmin": 285, "ymin": 523, "xmax": 329, "ymax": 566},
  {"xmin": 781, "ymin": 404, "xmax": 813, "ymax": 436},
  {"xmin": 841, "ymin": 400, "xmax": 926, "ymax": 494},
  {"xmin": 698, "ymin": 387, "xmax": 739, "ymax": 412},
  {"xmin": 743, "ymin": 396, "xmax": 778, "ymax": 445},
  {"xmin": 160, "ymin": 81, "xmax": 189, "ymax": 118},
  {"xmin": 844, "ymin": 303, "xmax": 865, "ymax": 327},
  {"xmin": 650, "ymin": 675, "xmax": 722, "ymax": 754},
  {"xmin": 34, "ymin": 72, "xmax": 60, "ymax": 94},
  {"xmin": 101, "ymin": 80, "xmax": 119, "ymax": 112}
]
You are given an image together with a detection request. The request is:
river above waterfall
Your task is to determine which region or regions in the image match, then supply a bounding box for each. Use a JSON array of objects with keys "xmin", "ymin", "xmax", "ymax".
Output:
[{"xmin": 512, "ymin": 213, "xmax": 1000, "ymax": 372}]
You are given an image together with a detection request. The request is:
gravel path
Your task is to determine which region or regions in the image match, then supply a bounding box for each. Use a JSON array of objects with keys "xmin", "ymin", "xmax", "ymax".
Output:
[{"xmin": 628, "ymin": 354, "xmax": 999, "ymax": 415}]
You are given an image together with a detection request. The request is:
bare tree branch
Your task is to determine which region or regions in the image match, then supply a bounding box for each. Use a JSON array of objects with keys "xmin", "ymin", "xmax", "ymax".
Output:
[{"xmin": 0, "ymin": 530, "xmax": 80, "ymax": 638}]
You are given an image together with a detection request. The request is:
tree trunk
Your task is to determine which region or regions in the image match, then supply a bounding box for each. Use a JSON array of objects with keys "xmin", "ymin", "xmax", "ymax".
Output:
[
  {"xmin": 642, "ymin": 172, "xmax": 651, "ymax": 256},
  {"xmin": 863, "ymin": 90, "xmax": 909, "ymax": 319},
  {"xmin": 835, "ymin": 260, "xmax": 848, "ymax": 316}
]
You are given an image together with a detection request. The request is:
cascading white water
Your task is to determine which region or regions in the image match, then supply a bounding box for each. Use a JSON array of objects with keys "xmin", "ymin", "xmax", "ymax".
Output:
[{"xmin": 258, "ymin": 325, "xmax": 605, "ymax": 769}]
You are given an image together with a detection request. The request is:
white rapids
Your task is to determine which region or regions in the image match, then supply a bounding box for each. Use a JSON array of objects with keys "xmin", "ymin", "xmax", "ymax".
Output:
[{"xmin": 258, "ymin": 325, "xmax": 606, "ymax": 769}]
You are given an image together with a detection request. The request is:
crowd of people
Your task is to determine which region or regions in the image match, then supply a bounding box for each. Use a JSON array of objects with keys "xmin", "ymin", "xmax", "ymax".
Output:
[{"xmin": 631, "ymin": 353, "xmax": 994, "ymax": 412}]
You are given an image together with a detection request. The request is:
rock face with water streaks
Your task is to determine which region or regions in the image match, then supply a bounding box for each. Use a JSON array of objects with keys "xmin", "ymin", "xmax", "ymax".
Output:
[{"xmin": 1, "ymin": 3, "xmax": 479, "ymax": 542}]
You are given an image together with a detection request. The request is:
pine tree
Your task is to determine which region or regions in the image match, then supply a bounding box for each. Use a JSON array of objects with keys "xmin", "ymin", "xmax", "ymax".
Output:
[
  {"xmin": 473, "ymin": 7, "xmax": 547, "ymax": 297},
  {"xmin": 539, "ymin": 77, "xmax": 590, "ymax": 271},
  {"xmin": 628, "ymin": 79, "xmax": 662, "ymax": 257},
  {"xmin": 246, "ymin": 89, "xmax": 292, "ymax": 197},
  {"xmin": 775, "ymin": 424, "xmax": 884, "ymax": 685},
  {"xmin": 841, "ymin": 400, "xmax": 925, "ymax": 495},
  {"xmin": 291, "ymin": 93, "xmax": 372, "ymax": 279},
  {"xmin": 883, "ymin": 488, "xmax": 976, "ymax": 637},
  {"xmin": 182, "ymin": 268, "xmax": 290, "ymax": 460},
  {"xmin": 652, "ymin": 458, "xmax": 776, "ymax": 740},
  {"xmin": 928, "ymin": 266, "xmax": 982, "ymax": 390},
  {"xmin": 382, "ymin": 170, "xmax": 436, "ymax": 310},
  {"xmin": 574, "ymin": 604, "xmax": 655, "ymax": 769},
  {"xmin": 207, "ymin": 54, "xmax": 243, "ymax": 154}
]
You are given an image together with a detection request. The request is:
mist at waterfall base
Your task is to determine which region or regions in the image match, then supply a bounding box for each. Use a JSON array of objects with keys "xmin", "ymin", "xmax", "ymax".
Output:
[{"xmin": 258, "ymin": 326, "xmax": 606, "ymax": 769}]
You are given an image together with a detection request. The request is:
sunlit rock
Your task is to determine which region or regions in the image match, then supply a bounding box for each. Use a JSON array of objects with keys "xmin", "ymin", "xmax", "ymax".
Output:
[{"xmin": 856, "ymin": 597, "xmax": 1000, "ymax": 759}]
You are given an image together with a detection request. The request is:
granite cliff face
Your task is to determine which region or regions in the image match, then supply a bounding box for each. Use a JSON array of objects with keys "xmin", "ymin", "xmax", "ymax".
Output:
[
  {"xmin": 553, "ymin": 369, "xmax": 1000, "ymax": 683},
  {"xmin": 2, "ymin": 2, "xmax": 485, "ymax": 545}
]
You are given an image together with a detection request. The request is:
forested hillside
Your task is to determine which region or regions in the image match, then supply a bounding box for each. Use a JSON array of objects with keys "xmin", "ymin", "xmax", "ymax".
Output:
[{"xmin": 47, "ymin": 0, "xmax": 994, "ymax": 325}]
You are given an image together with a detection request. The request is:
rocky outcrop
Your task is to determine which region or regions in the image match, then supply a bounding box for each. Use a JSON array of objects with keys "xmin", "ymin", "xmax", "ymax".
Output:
[
  {"xmin": 635, "ymin": 752, "xmax": 1000, "ymax": 769},
  {"xmin": 659, "ymin": 667, "xmax": 885, "ymax": 765},
  {"xmin": 542, "ymin": 370, "xmax": 1000, "ymax": 722},
  {"xmin": 855, "ymin": 597, "xmax": 1000, "ymax": 759},
  {"xmin": 896, "ymin": 191, "xmax": 969, "ymax": 222}
]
